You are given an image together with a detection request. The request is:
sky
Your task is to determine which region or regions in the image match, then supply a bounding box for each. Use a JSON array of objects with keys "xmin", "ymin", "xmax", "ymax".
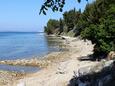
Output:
[{"xmin": 0, "ymin": 0, "xmax": 94, "ymax": 32}]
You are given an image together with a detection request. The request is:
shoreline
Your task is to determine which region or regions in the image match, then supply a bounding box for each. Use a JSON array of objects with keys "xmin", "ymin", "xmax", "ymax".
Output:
[
  {"xmin": 0, "ymin": 36, "xmax": 97, "ymax": 86},
  {"xmin": 0, "ymin": 35, "xmax": 71, "ymax": 86},
  {"xmin": 0, "ymin": 51, "xmax": 71, "ymax": 86},
  {"xmin": 0, "ymin": 70, "xmax": 25, "ymax": 86},
  {"xmin": 13, "ymin": 36, "xmax": 97, "ymax": 86},
  {"xmin": 0, "ymin": 36, "xmax": 70, "ymax": 68}
]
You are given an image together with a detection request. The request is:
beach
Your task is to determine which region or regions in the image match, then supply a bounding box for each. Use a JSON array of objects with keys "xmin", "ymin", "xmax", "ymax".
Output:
[
  {"xmin": 0, "ymin": 0, "xmax": 114, "ymax": 85},
  {"xmin": 3, "ymin": 36, "xmax": 100, "ymax": 86}
]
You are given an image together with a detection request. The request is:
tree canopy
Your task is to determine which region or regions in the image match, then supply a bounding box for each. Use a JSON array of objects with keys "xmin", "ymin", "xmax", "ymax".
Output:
[{"xmin": 44, "ymin": 0, "xmax": 115, "ymax": 59}]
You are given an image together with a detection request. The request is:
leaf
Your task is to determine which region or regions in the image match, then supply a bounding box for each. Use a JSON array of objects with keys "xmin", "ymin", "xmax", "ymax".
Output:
[
  {"xmin": 43, "ymin": 10, "xmax": 46, "ymax": 15},
  {"xmin": 55, "ymin": 7, "xmax": 58, "ymax": 11},
  {"xmin": 44, "ymin": 7, "xmax": 48, "ymax": 10},
  {"xmin": 46, "ymin": 4, "xmax": 51, "ymax": 7},
  {"xmin": 60, "ymin": 4, "xmax": 64, "ymax": 8},
  {"xmin": 77, "ymin": 0, "xmax": 81, "ymax": 3},
  {"xmin": 59, "ymin": 8, "xmax": 63, "ymax": 12},
  {"xmin": 62, "ymin": 1, "xmax": 65, "ymax": 4},
  {"xmin": 39, "ymin": 10, "xmax": 42, "ymax": 15},
  {"xmin": 52, "ymin": 7, "xmax": 55, "ymax": 12},
  {"xmin": 55, "ymin": 0, "xmax": 58, "ymax": 2}
]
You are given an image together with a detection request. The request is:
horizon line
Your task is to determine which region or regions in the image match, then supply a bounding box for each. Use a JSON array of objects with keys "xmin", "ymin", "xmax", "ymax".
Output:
[{"xmin": 0, "ymin": 31, "xmax": 44, "ymax": 33}]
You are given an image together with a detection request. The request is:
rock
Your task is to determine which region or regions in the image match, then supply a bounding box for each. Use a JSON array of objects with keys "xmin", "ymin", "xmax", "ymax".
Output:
[
  {"xmin": 107, "ymin": 51, "xmax": 115, "ymax": 60},
  {"xmin": 17, "ymin": 81, "xmax": 25, "ymax": 86},
  {"xmin": 102, "ymin": 60, "xmax": 114, "ymax": 68},
  {"xmin": 74, "ymin": 60, "xmax": 114, "ymax": 77},
  {"xmin": 78, "ymin": 66, "xmax": 93, "ymax": 76},
  {"xmin": 74, "ymin": 64, "xmax": 102, "ymax": 77},
  {"xmin": 56, "ymin": 67, "xmax": 66, "ymax": 74},
  {"xmin": 56, "ymin": 71, "xmax": 65, "ymax": 74},
  {"xmin": 62, "ymin": 37, "xmax": 66, "ymax": 40}
]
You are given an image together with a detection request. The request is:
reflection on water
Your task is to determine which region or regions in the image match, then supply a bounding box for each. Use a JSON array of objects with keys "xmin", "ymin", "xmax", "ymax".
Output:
[{"xmin": 45, "ymin": 36, "xmax": 63, "ymax": 51}]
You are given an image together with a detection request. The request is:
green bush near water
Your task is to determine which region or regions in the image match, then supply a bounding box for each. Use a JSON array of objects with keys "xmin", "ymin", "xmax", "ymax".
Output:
[{"xmin": 44, "ymin": 0, "xmax": 115, "ymax": 59}]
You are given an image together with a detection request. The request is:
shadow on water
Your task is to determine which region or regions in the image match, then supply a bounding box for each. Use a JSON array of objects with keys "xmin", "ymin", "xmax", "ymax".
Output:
[
  {"xmin": 0, "ymin": 64, "xmax": 40, "ymax": 73},
  {"xmin": 44, "ymin": 35, "xmax": 69, "ymax": 52}
]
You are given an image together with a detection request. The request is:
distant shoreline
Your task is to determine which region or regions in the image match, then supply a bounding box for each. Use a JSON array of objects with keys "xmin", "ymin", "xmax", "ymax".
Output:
[{"xmin": 0, "ymin": 31, "xmax": 44, "ymax": 33}]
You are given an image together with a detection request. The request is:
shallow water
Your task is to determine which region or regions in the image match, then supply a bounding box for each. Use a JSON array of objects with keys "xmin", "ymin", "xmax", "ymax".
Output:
[
  {"xmin": 0, "ymin": 32, "xmax": 62, "ymax": 72},
  {"xmin": 0, "ymin": 32, "xmax": 62, "ymax": 60},
  {"xmin": 0, "ymin": 64, "xmax": 40, "ymax": 73}
]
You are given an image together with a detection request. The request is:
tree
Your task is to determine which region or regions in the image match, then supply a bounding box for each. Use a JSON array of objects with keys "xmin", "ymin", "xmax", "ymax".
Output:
[
  {"xmin": 39, "ymin": 0, "xmax": 88, "ymax": 15},
  {"xmin": 44, "ymin": 19, "xmax": 60, "ymax": 34},
  {"xmin": 63, "ymin": 8, "xmax": 77, "ymax": 30},
  {"xmin": 81, "ymin": 0, "xmax": 115, "ymax": 59},
  {"xmin": 44, "ymin": 0, "xmax": 115, "ymax": 59},
  {"xmin": 58, "ymin": 18, "xmax": 64, "ymax": 35}
]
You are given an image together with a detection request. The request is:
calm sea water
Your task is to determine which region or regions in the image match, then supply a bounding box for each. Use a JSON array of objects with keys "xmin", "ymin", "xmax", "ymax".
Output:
[
  {"xmin": 0, "ymin": 32, "xmax": 62, "ymax": 60},
  {"xmin": 0, "ymin": 32, "xmax": 62, "ymax": 72}
]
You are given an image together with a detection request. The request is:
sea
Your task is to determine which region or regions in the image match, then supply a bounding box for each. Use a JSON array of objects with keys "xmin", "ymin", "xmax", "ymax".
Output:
[{"xmin": 0, "ymin": 32, "xmax": 62, "ymax": 72}]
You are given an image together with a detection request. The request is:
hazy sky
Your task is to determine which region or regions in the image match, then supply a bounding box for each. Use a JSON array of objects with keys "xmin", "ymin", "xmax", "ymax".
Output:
[{"xmin": 0, "ymin": 0, "xmax": 94, "ymax": 32}]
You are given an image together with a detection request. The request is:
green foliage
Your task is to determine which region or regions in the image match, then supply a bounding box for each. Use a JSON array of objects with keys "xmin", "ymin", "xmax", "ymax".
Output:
[
  {"xmin": 67, "ymin": 30, "xmax": 76, "ymax": 37},
  {"xmin": 44, "ymin": 8, "xmax": 81, "ymax": 36},
  {"xmin": 44, "ymin": 19, "xmax": 60, "ymax": 34},
  {"xmin": 45, "ymin": 0, "xmax": 115, "ymax": 59},
  {"xmin": 58, "ymin": 18, "xmax": 64, "ymax": 35},
  {"xmin": 81, "ymin": 0, "xmax": 115, "ymax": 58},
  {"xmin": 63, "ymin": 8, "xmax": 81, "ymax": 31}
]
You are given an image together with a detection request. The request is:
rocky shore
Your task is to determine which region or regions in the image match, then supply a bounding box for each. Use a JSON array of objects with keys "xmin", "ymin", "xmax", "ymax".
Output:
[
  {"xmin": 13, "ymin": 36, "xmax": 96, "ymax": 86},
  {"xmin": 0, "ymin": 70, "xmax": 25, "ymax": 86},
  {"xmin": 0, "ymin": 36, "xmax": 71, "ymax": 68},
  {"xmin": 0, "ymin": 52, "xmax": 71, "ymax": 68},
  {"xmin": 0, "ymin": 36, "xmax": 72, "ymax": 86},
  {"xmin": 0, "ymin": 36, "xmax": 114, "ymax": 86}
]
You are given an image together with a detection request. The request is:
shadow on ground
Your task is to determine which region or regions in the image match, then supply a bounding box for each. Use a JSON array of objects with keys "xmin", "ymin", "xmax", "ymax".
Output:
[
  {"xmin": 77, "ymin": 54, "xmax": 96, "ymax": 61},
  {"xmin": 68, "ymin": 61, "xmax": 115, "ymax": 86}
]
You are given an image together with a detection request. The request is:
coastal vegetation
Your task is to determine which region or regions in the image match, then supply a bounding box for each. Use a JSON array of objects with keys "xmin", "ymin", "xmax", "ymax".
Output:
[
  {"xmin": 0, "ymin": 0, "xmax": 114, "ymax": 85},
  {"xmin": 44, "ymin": 0, "xmax": 115, "ymax": 59}
]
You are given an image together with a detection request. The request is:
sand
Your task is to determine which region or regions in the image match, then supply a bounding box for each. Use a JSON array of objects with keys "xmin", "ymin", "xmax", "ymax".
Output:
[{"xmin": 10, "ymin": 36, "xmax": 100, "ymax": 86}]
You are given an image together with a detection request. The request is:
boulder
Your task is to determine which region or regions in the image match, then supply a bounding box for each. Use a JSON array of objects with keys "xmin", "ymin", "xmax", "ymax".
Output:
[
  {"xmin": 107, "ymin": 51, "xmax": 115, "ymax": 60},
  {"xmin": 74, "ymin": 60, "xmax": 114, "ymax": 77}
]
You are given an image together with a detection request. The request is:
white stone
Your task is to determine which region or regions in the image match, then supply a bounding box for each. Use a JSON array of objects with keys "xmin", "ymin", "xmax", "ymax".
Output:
[{"xmin": 17, "ymin": 82, "xmax": 25, "ymax": 86}]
